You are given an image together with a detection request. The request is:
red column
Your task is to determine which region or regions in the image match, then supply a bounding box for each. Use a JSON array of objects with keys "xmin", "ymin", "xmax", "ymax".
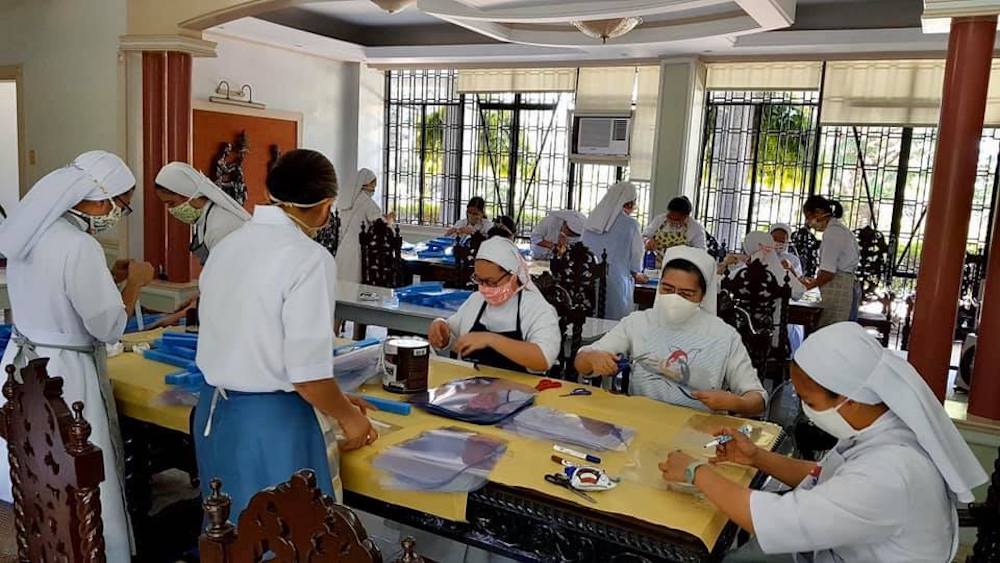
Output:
[
  {"xmin": 141, "ymin": 51, "xmax": 193, "ymax": 282},
  {"xmin": 908, "ymin": 16, "xmax": 997, "ymax": 401}
]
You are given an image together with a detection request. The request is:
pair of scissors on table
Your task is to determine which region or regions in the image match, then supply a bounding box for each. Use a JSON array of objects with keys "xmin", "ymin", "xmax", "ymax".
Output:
[
  {"xmin": 535, "ymin": 378, "xmax": 563, "ymax": 392},
  {"xmin": 560, "ymin": 387, "xmax": 592, "ymax": 397},
  {"xmin": 544, "ymin": 472, "xmax": 597, "ymax": 504}
]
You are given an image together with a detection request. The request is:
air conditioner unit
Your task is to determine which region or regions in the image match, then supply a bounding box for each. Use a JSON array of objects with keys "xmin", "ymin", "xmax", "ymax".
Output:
[{"xmin": 570, "ymin": 113, "xmax": 632, "ymax": 164}]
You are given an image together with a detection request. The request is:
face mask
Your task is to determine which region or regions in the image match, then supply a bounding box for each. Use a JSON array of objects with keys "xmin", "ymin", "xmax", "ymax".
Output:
[
  {"xmin": 285, "ymin": 212, "xmax": 328, "ymax": 239},
  {"xmin": 802, "ymin": 399, "xmax": 858, "ymax": 440},
  {"xmin": 773, "ymin": 241, "xmax": 788, "ymax": 253},
  {"xmin": 168, "ymin": 200, "xmax": 203, "ymax": 224},
  {"xmin": 808, "ymin": 215, "xmax": 829, "ymax": 232},
  {"xmin": 479, "ymin": 274, "xmax": 520, "ymax": 306},
  {"xmin": 654, "ymin": 292, "xmax": 700, "ymax": 325},
  {"xmin": 71, "ymin": 200, "xmax": 123, "ymax": 234}
]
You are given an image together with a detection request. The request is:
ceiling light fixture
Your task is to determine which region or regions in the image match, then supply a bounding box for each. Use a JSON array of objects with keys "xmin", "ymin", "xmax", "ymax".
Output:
[
  {"xmin": 573, "ymin": 17, "xmax": 643, "ymax": 44},
  {"xmin": 370, "ymin": 0, "xmax": 416, "ymax": 13}
]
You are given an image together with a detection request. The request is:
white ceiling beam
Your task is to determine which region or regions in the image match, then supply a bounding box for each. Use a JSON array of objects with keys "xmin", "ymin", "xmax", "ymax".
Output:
[
  {"xmin": 418, "ymin": 0, "xmax": 732, "ymax": 24},
  {"xmin": 922, "ymin": 0, "xmax": 1000, "ymax": 33},
  {"xmin": 733, "ymin": 0, "xmax": 795, "ymax": 30}
]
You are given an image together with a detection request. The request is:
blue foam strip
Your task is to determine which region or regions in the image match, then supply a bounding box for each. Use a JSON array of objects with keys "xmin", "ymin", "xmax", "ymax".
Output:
[
  {"xmin": 144, "ymin": 349, "xmax": 197, "ymax": 371},
  {"xmin": 333, "ymin": 337, "xmax": 382, "ymax": 356},
  {"xmin": 159, "ymin": 344, "xmax": 196, "ymax": 361},
  {"xmin": 360, "ymin": 395, "xmax": 411, "ymax": 416}
]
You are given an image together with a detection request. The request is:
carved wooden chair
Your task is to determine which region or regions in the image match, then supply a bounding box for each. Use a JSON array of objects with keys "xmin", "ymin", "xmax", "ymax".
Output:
[
  {"xmin": 719, "ymin": 260, "xmax": 792, "ymax": 383},
  {"xmin": 550, "ymin": 242, "xmax": 608, "ymax": 319},
  {"xmin": 957, "ymin": 252, "xmax": 987, "ymax": 342},
  {"xmin": 705, "ymin": 232, "xmax": 728, "ymax": 263},
  {"xmin": 360, "ymin": 219, "xmax": 404, "ymax": 289},
  {"xmin": 961, "ymin": 444, "xmax": 999, "ymax": 563},
  {"xmin": 449, "ymin": 231, "xmax": 487, "ymax": 290},
  {"xmin": 201, "ymin": 469, "xmax": 427, "ymax": 563},
  {"xmin": 790, "ymin": 226, "xmax": 820, "ymax": 277},
  {"xmin": 853, "ymin": 226, "xmax": 893, "ymax": 347},
  {"xmin": 316, "ymin": 209, "xmax": 342, "ymax": 259},
  {"xmin": 532, "ymin": 272, "xmax": 587, "ymax": 381},
  {"xmin": 0, "ymin": 359, "xmax": 106, "ymax": 563}
]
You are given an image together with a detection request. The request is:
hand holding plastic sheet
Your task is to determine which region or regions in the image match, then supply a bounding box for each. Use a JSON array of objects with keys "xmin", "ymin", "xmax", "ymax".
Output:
[{"xmin": 373, "ymin": 427, "xmax": 507, "ymax": 492}]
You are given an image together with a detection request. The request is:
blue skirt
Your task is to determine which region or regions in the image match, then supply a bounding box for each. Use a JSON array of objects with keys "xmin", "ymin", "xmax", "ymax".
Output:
[{"xmin": 193, "ymin": 386, "xmax": 334, "ymax": 516}]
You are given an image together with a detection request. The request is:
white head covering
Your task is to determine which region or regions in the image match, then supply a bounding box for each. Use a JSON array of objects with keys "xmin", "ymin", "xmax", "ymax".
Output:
[
  {"xmin": 551, "ymin": 210, "xmax": 586, "ymax": 236},
  {"xmin": 585, "ymin": 181, "xmax": 636, "ymax": 234},
  {"xmin": 337, "ymin": 168, "xmax": 377, "ymax": 212},
  {"xmin": 154, "ymin": 162, "xmax": 250, "ymax": 221},
  {"xmin": 769, "ymin": 222, "xmax": 793, "ymax": 236},
  {"xmin": 0, "ymin": 150, "xmax": 135, "ymax": 259},
  {"xmin": 795, "ymin": 322, "xmax": 988, "ymax": 503},
  {"xmin": 660, "ymin": 246, "xmax": 718, "ymax": 314},
  {"xmin": 476, "ymin": 236, "xmax": 536, "ymax": 290},
  {"xmin": 744, "ymin": 231, "xmax": 786, "ymax": 271}
]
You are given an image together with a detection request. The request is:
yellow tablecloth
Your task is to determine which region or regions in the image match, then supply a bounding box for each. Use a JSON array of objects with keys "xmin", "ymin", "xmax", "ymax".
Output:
[{"xmin": 107, "ymin": 350, "xmax": 781, "ymax": 550}]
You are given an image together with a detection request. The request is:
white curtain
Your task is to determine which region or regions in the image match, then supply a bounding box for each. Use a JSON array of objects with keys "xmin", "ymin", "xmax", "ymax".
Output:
[
  {"xmin": 706, "ymin": 61, "xmax": 822, "ymax": 91},
  {"xmin": 456, "ymin": 68, "xmax": 577, "ymax": 93},
  {"xmin": 576, "ymin": 66, "xmax": 636, "ymax": 113},
  {"xmin": 630, "ymin": 66, "xmax": 660, "ymax": 182}
]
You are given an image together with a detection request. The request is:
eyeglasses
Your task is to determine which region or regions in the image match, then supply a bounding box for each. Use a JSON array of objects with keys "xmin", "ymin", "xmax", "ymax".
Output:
[
  {"xmin": 659, "ymin": 283, "xmax": 700, "ymax": 300},
  {"xmin": 471, "ymin": 271, "xmax": 511, "ymax": 288},
  {"xmin": 113, "ymin": 195, "xmax": 134, "ymax": 217}
]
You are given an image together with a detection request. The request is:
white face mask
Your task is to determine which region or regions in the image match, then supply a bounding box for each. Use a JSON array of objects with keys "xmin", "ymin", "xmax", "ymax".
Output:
[
  {"xmin": 654, "ymin": 292, "xmax": 700, "ymax": 325},
  {"xmin": 773, "ymin": 241, "xmax": 788, "ymax": 253},
  {"xmin": 802, "ymin": 399, "xmax": 859, "ymax": 440}
]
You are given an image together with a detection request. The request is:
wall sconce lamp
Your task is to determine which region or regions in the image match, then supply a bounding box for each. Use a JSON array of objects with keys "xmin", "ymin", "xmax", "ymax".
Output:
[{"xmin": 209, "ymin": 81, "xmax": 266, "ymax": 110}]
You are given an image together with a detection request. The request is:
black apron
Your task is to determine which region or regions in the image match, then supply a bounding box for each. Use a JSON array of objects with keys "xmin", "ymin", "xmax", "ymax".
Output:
[
  {"xmin": 465, "ymin": 291, "xmax": 525, "ymax": 372},
  {"xmin": 189, "ymin": 203, "xmax": 214, "ymax": 265}
]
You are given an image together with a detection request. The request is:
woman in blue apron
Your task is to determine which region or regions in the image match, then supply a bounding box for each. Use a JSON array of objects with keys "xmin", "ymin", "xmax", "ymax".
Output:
[
  {"xmin": 428, "ymin": 237, "xmax": 561, "ymax": 373},
  {"xmin": 195, "ymin": 149, "xmax": 377, "ymax": 514}
]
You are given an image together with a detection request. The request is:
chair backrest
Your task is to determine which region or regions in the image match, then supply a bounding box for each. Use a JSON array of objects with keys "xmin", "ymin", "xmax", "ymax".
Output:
[
  {"xmin": 966, "ymin": 444, "xmax": 999, "ymax": 562},
  {"xmin": 705, "ymin": 233, "xmax": 728, "ymax": 263},
  {"xmin": 550, "ymin": 242, "xmax": 608, "ymax": 318},
  {"xmin": 200, "ymin": 470, "xmax": 382, "ymax": 563},
  {"xmin": 790, "ymin": 226, "xmax": 820, "ymax": 277},
  {"xmin": 962, "ymin": 252, "xmax": 987, "ymax": 301},
  {"xmin": 854, "ymin": 225, "xmax": 891, "ymax": 303},
  {"xmin": 316, "ymin": 209, "xmax": 342, "ymax": 258},
  {"xmin": 450, "ymin": 232, "xmax": 487, "ymax": 290},
  {"xmin": 360, "ymin": 219, "xmax": 403, "ymax": 288},
  {"xmin": 0, "ymin": 360, "xmax": 106, "ymax": 563},
  {"xmin": 532, "ymin": 272, "xmax": 587, "ymax": 380},
  {"xmin": 719, "ymin": 260, "xmax": 792, "ymax": 376}
]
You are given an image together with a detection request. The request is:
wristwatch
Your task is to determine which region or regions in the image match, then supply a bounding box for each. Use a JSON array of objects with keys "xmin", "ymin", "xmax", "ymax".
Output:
[{"xmin": 685, "ymin": 460, "xmax": 708, "ymax": 485}]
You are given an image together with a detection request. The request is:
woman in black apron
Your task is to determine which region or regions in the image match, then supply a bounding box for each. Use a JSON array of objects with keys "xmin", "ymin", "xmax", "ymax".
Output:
[{"xmin": 428, "ymin": 237, "xmax": 561, "ymax": 373}]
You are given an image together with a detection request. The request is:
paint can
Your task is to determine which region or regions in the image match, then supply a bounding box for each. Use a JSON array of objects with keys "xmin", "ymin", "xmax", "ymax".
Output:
[{"xmin": 382, "ymin": 337, "xmax": 430, "ymax": 393}]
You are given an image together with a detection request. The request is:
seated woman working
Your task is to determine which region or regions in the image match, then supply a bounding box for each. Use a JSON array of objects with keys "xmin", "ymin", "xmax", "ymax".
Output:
[
  {"xmin": 575, "ymin": 246, "xmax": 766, "ymax": 416},
  {"xmin": 530, "ymin": 210, "xmax": 586, "ymax": 259},
  {"xmin": 428, "ymin": 237, "xmax": 560, "ymax": 373},
  {"xmin": 660, "ymin": 322, "xmax": 987, "ymax": 563},
  {"xmin": 446, "ymin": 196, "xmax": 492, "ymax": 237},
  {"xmin": 488, "ymin": 215, "xmax": 516, "ymax": 240}
]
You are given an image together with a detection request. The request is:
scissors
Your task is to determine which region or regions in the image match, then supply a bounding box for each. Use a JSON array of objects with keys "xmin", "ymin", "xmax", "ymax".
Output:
[
  {"xmin": 560, "ymin": 387, "xmax": 592, "ymax": 397},
  {"xmin": 535, "ymin": 378, "xmax": 563, "ymax": 392},
  {"xmin": 544, "ymin": 473, "xmax": 597, "ymax": 504}
]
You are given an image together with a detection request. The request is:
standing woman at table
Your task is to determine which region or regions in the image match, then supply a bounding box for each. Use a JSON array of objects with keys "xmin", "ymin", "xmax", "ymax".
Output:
[
  {"xmin": 446, "ymin": 196, "xmax": 493, "ymax": 236},
  {"xmin": 428, "ymin": 237, "xmax": 561, "ymax": 373},
  {"xmin": 800, "ymin": 195, "xmax": 860, "ymax": 328},
  {"xmin": 643, "ymin": 196, "xmax": 707, "ymax": 261},
  {"xmin": 0, "ymin": 151, "xmax": 156, "ymax": 562},
  {"xmin": 335, "ymin": 168, "xmax": 392, "ymax": 284},
  {"xmin": 196, "ymin": 149, "xmax": 377, "ymax": 515},
  {"xmin": 582, "ymin": 181, "xmax": 646, "ymax": 320}
]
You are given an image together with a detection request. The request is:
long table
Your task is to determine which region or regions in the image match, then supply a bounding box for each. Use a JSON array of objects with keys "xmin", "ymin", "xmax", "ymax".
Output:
[{"xmin": 108, "ymin": 343, "xmax": 785, "ymax": 562}]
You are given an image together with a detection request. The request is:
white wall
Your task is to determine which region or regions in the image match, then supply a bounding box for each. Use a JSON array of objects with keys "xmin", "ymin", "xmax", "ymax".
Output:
[
  {"xmin": 0, "ymin": 81, "xmax": 18, "ymax": 216},
  {"xmin": 358, "ymin": 64, "xmax": 385, "ymax": 181},
  {"xmin": 0, "ymin": 0, "xmax": 126, "ymax": 186},
  {"xmin": 195, "ymin": 33, "xmax": 366, "ymax": 185}
]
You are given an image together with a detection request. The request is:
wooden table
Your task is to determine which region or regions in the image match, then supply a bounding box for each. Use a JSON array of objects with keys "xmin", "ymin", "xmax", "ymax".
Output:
[{"xmin": 108, "ymin": 349, "xmax": 786, "ymax": 563}]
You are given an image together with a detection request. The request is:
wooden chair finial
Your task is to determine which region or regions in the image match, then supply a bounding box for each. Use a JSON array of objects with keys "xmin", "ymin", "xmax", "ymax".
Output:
[
  {"xmin": 67, "ymin": 401, "xmax": 94, "ymax": 455},
  {"xmin": 203, "ymin": 478, "xmax": 234, "ymax": 540},
  {"xmin": 395, "ymin": 536, "xmax": 425, "ymax": 563}
]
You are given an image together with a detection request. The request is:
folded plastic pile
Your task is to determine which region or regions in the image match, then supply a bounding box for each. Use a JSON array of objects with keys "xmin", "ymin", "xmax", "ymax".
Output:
[
  {"xmin": 499, "ymin": 406, "xmax": 636, "ymax": 452},
  {"xmin": 332, "ymin": 338, "xmax": 382, "ymax": 392},
  {"xmin": 373, "ymin": 427, "xmax": 507, "ymax": 492},
  {"xmin": 410, "ymin": 376, "xmax": 536, "ymax": 425},
  {"xmin": 395, "ymin": 282, "xmax": 472, "ymax": 312}
]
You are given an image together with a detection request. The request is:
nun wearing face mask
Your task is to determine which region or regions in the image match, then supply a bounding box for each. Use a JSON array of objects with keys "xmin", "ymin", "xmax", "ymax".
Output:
[
  {"xmin": 428, "ymin": 237, "xmax": 561, "ymax": 373},
  {"xmin": 0, "ymin": 151, "xmax": 157, "ymax": 562},
  {"xmin": 660, "ymin": 323, "xmax": 987, "ymax": 563},
  {"xmin": 768, "ymin": 223, "xmax": 803, "ymax": 276},
  {"xmin": 575, "ymin": 246, "xmax": 766, "ymax": 416},
  {"xmin": 335, "ymin": 168, "xmax": 386, "ymax": 283},
  {"xmin": 530, "ymin": 209, "xmax": 586, "ymax": 259},
  {"xmin": 582, "ymin": 181, "xmax": 646, "ymax": 321},
  {"xmin": 154, "ymin": 162, "xmax": 250, "ymax": 265}
]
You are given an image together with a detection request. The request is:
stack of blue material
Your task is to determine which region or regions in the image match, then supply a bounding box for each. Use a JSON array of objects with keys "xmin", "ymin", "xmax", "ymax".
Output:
[
  {"xmin": 125, "ymin": 313, "xmax": 167, "ymax": 334},
  {"xmin": 146, "ymin": 332, "xmax": 205, "ymax": 388},
  {"xmin": 0, "ymin": 325, "xmax": 11, "ymax": 354},
  {"xmin": 395, "ymin": 282, "xmax": 472, "ymax": 312},
  {"xmin": 417, "ymin": 236, "xmax": 458, "ymax": 263}
]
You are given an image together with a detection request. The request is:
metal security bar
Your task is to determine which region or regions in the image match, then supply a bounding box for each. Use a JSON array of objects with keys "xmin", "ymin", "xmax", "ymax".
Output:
[{"xmin": 384, "ymin": 70, "xmax": 650, "ymax": 235}]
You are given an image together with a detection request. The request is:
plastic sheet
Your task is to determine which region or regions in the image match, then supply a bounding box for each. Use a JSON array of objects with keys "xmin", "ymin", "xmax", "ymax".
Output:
[
  {"xmin": 499, "ymin": 406, "xmax": 635, "ymax": 452},
  {"xmin": 620, "ymin": 432, "xmax": 715, "ymax": 499},
  {"xmin": 396, "ymin": 283, "xmax": 472, "ymax": 312},
  {"xmin": 333, "ymin": 343, "xmax": 381, "ymax": 393},
  {"xmin": 373, "ymin": 427, "xmax": 507, "ymax": 492},
  {"xmin": 410, "ymin": 377, "xmax": 536, "ymax": 425}
]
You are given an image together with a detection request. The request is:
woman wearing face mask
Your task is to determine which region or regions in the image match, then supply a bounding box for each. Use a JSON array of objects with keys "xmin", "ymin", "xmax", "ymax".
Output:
[
  {"xmin": 530, "ymin": 209, "xmax": 586, "ymax": 259},
  {"xmin": 153, "ymin": 162, "xmax": 250, "ymax": 265},
  {"xmin": 334, "ymin": 168, "xmax": 392, "ymax": 283},
  {"xmin": 446, "ymin": 196, "xmax": 493, "ymax": 237},
  {"xmin": 427, "ymin": 237, "xmax": 561, "ymax": 373},
  {"xmin": 582, "ymin": 181, "xmax": 647, "ymax": 321},
  {"xmin": 195, "ymin": 149, "xmax": 377, "ymax": 516},
  {"xmin": 575, "ymin": 246, "xmax": 766, "ymax": 416},
  {"xmin": 0, "ymin": 151, "xmax": 156, "ymax": 561},
  {"xmin": 768, "ymin": 223, "xmax": 802, "ymax": 276},
  {"xmin": 643, "ymin": 196, "xmax": 707, "ymax": 263},
  {"xmin": 660, "ymin": 322, "xmax": 987, "ymax": 563},
  {"xmin": 801, "ymin": 195, "xmax": 860, "ymax": 327}
]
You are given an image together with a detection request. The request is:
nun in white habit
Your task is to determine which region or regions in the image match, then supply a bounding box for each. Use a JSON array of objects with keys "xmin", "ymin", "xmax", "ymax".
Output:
[
  {"xmin": 576, "ymin": 246, "xmax": 767, "ymax": 416},
  {"xmin": 428, "ymin": 237, "xmax": 561, "ymax": 373},
  {"xmin": 530, "ymin": 209, "xmax": 586, "ymax": 259},
  {"xmin": 581, "ymin": 181, "xmax": 645, "ymax": 320},
  {"xmin": 0, "ymin": 151, "xmax": 156, "ymax": 562},
  {"xmin": 336, "ymin": 168, "xmax": 385, "ymax": 283},
  {"xmin": 154, "ymin": 162, "xmax": 250, "ymax": 264},
  {"xmin": 661, "ymin": 322, "xmax": 988, "ymax": 563}
]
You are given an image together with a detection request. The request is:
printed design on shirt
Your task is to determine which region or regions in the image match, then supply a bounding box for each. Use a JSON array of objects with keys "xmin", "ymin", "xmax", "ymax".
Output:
[{"xmin": 659, "ymin": 346, "xmax": 703, "ymax": 386}]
